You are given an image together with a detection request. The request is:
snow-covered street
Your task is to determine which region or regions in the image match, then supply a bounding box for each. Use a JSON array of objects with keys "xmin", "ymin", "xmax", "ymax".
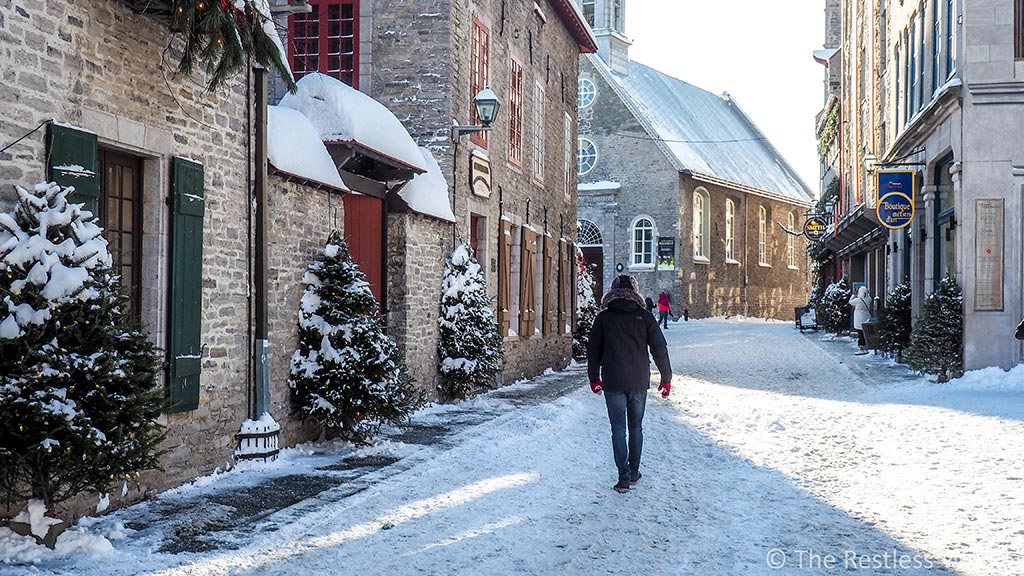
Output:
[{"xmin": 4, "ymin": 317, "xmax": 1024, "ymax": 575}]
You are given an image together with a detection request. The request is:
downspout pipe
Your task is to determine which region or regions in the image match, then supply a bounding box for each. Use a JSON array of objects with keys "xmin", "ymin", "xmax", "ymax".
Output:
[{"xmin": 253, "ymin": 67, "xmax": 271, "ymax": 419}]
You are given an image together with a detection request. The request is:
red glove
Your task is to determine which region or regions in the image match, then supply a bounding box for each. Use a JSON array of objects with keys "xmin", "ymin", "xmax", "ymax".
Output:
[
  {"xmin": 657, "ymin": 381, "xmax": 671, "ymax": 398},
  {"xmin": 589, "ymin": 379, "xmax": 603, "ymax": 394}
]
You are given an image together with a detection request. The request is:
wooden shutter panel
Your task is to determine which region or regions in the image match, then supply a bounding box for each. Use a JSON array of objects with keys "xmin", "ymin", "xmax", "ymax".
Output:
[
  {"xmin": 47, "ymin": 123, "xmax": 99, "ymax": 213},
  {"xmin": 543, "ymin": 234, "xmax": 553, "ymax": 334},
  {"xmin": 558, "ymin": 239, "xmax": 567, "ymax": 333},
  {"xmin": 498, "ymin": 220, "xmax": 511, "ymax": 336},
  {"xmin": 570, "ymin": 243, "xmax": 578, "ymax": 330},
  {"xmin": 168, "ymin": 157, "xmax": 205, "ymax": 413},
  {"xmin": 519, "ymin": 228, "xmax": 537, "ymax": 337}
]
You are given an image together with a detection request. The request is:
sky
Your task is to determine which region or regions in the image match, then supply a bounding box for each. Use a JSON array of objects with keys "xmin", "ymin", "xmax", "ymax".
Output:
[{"xmin": 624, "ymin": 0, "xmax": 826, "ymax": 195}]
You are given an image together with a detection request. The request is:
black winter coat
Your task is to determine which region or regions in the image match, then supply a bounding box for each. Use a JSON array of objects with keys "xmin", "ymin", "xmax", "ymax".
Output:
[{"xmin": 587, "ymin": 299, "xmax": 672, "ymax": 392}]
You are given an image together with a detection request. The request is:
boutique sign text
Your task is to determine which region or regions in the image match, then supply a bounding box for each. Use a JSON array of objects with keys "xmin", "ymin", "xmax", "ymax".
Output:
[{"xmin": 876, "ymin": 170, "xmax": 916, "ymax": 229}]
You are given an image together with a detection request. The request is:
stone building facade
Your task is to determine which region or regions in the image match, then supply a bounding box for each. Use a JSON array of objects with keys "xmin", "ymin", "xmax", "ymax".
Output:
[
  {"xmin": 0, "ymin": 1, "xmax": 340, "ymax": 516},
  {"xmin": 272, "ymin": 0, "xmax": 598, "ymax": 385},
  {"xmin": 821, "ymin": 0, "xmax": 1024, "ymax": 370},
  {"xmin": 576, "ymin": 1, "xmax": 812, "ymax": 321}
]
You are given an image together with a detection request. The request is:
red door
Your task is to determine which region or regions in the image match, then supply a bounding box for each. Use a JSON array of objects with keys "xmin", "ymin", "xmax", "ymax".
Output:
[{"xmin": 343, "ymin": 194, "xmax": 384, "ymax": 304}]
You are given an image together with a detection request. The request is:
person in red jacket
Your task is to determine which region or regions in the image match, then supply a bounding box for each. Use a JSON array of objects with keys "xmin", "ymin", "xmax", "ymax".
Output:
[
  {"xmin": 588, "ymin": 275, "xmax": 673, "ymax": 493},
  {"xmin": 657, "ymin": 290, "xmax": 672, "ymax": 329}
]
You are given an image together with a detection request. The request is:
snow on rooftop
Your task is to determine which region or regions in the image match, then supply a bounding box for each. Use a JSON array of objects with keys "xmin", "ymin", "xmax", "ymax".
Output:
[
  {"xmin": 577, "ymin": 180, "xmax": 621, "ymax": 191},
  {"xmin": 279, "ymin": 73, "xmax": 427, "ymax": 172},
  {"xmin": 399, "ymin": 147, "xmax": 456, "ymax": 222},
  {"xmin": 267, "ymin": 106, "xmax": 348, "ymax": 191}
]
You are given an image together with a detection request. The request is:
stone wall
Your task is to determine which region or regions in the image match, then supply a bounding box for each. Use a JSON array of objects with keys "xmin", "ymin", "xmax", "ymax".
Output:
[
  {"xmin": 373, "ymin": 0, "xmax": 582, "ymax": 382},
  {"xmin": 265, "ymin": 176, "xmax": 343, "ymax": 445},
  {"xmin": 386, "ymin": 212, "xmax": 449, "ymax": 397},
  {"xmin": 0, "ymin": 0, "xmax": 268, "ymax": 516},
  {"xmin": 681, "ymin": 179, "xmax": 812, "ymax": 321}
]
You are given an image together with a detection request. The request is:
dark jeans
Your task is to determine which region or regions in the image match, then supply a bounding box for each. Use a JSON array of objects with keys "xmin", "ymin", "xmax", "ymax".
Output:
[
  {"xmin": 855, "ymin": 328, "xmax": 866, "ymax": 347},
  {"xmin": 658, "ymin": 311, "xmax": 669, "ymax": 328},
  {"xmin": 604, "ymin": 389, "xmax": 648, "ymax": 481}
]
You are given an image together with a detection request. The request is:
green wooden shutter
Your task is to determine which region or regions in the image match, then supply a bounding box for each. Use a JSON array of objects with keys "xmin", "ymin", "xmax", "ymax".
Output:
[
  {"xmin": 46, "ymin": 123, "xmax": 99, "ymax": 213},
  {"xmin": 168, "ymin": 157, "xmax": 205, "ymax": 413}
]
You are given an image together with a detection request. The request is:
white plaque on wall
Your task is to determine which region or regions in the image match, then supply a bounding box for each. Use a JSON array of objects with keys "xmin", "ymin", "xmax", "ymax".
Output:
[
  {"xmin": 974, "ymin": 199, "xmax": 1003, "ymax": 311},
  {"xmin": 471, "ymin": 154, "xmax": 491, "ymax": 198}
]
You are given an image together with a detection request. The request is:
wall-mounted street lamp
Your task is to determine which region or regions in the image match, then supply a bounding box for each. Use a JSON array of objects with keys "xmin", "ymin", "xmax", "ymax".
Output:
[
  {"xmin": 450, "ymin": 87, "xmax": 502, "ymax": 247},
  {"xmin": 452, "ymin": 88, "xmax": 501, "ymax": 141},
  {"xmin": 863, "ymin": 153, "xmax": 878, "ymax": 174}
]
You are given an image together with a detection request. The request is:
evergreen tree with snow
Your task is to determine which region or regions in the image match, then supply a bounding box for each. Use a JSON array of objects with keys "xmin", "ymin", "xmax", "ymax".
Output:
[
  {"xmin": 437, "ymin": 243, "xmax": 504, "ymax": 400},
  {"xmin": 0, "ymin": 183, "xmax": 164, "ymax": 512},
  {"xmin": 874, "ymin": 281, "xmax": 913, "ymax": 360},
  {"xmin": 572, "ymin": 249, "xmax": 599, "ymax": 360},
  {"xmin": 905, "ymin": 275, "xmax": 963, "ymax": 382},
  {"xmin": 817, "ymin": 278, "xmax": 851, "ymax": 334},
  {"xmin": 289, "ymin": 232, "xmax": 423, "ymax": 443}
]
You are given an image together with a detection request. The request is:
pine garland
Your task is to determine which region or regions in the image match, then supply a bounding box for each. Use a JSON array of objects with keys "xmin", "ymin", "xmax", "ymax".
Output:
[
  {"xmin": 164, "ymin": 0, "xmax": 296, "ymax": 92},
  {"xmin": 0, "ymin": 183, "xmax": 166, "ymax": 510}
]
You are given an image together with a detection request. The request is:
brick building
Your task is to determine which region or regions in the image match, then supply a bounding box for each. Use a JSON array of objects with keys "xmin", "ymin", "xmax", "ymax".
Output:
[
  {"xmin": 575, "ymin": 0, "xmax": 813, "ymax": 320},
  {"xmin": 271, "ymin": 0, "xmax": 598, "ymax": 384}
]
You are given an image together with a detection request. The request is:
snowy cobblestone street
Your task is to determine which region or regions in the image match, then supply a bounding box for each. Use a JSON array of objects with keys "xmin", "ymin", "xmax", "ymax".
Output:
[{"xmin": 3, "ymin": 317, "xmax": 1023, "ymax": 575}]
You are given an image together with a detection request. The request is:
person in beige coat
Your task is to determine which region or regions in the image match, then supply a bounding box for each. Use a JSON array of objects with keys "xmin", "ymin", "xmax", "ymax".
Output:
[{"xmin": 849, "ymin": 286, "xmax": 873, "ymax": 355}]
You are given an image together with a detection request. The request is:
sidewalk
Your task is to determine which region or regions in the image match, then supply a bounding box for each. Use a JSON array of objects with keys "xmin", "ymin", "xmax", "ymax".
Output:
[{"xmin": 92, "ymin": 365, "xmax": 589, "ymax": 556}]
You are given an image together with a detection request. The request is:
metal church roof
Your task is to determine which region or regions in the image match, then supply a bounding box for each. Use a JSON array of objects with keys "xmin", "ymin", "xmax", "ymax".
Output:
[{"xmin": 591, "ymin": 56, "xmax": 814, "ymax": 203}]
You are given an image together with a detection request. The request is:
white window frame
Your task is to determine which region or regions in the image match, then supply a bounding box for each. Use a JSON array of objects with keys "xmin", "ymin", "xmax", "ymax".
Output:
[
  {"xmin": 577, "ymin": 219, "xmax": 603, "ymax": 247},
  {"xmin": 693, "ymin": 187, "xmax": 710, "ymax": 262},
  {"xmin": 725, "ymin": 198, "xmax": 737, "ymax": 263},
  {"xmin": 758, "ymin": 205, "xmax": 770, "ymax": 266},
  {"xmin": 563, "ymin": 113, "xmax": 572, "ymax": 201},
  {"xmin": 630, "ymin": 216, "xmax": 655, "ymax": 270},
  {"xmin": 786, "ymin": 212, "xmax": 797, "ymax": 269},
  {"xmin": 577, "ymin": 78, "xmax": 596, "ymax": 108},
  {"xmin": 577, "ymin": 137, "xmax": 597, "ymax": 175},
  {"xmin": 532, "ymin": 82, "xmax": 545, "ymax": 183}
]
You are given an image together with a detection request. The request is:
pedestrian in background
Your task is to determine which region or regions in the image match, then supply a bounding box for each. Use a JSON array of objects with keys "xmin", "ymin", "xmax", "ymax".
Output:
[
  {"xmin": 588, "ymin": 275, "xmax": 673, "ymax": 493},
  {"xmin": 849, "ymin": 286, "xmax": 873, "ymax": 355},
  {"xmin": 657, "ymin": 290, "xmax": 672, "ymax": 329},
  {"xmin": 645, "ymin": 296, "xmax": 656, "ymax": 316}
]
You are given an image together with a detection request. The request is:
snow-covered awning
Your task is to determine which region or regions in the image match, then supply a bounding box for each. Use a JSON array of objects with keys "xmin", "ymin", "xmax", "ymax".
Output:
[
  {"xmin": 278, "ymin": 73, "xmax": 427, "ymax": 174},
  {"xmin": 267, "ymin": 106, "xmax": 349, "ymax": 191},
  {"xmin": 397, "ymin": 148, "xmax": 456, "ymax": 222}
]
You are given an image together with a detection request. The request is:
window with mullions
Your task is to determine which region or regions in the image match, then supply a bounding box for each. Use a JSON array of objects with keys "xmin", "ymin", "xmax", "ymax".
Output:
[
  {"xmin": 289, "ymin": 0, "xmax": 359, "ymax": 87},
  {"xmin": 508, "ymin": 56, "xmax": 524, "ymax": 167},
  {"xmin": 577, "ymin": 137, "xmax": 597, "ymax": 175},
  {"xmin": 725, "ymin": 199, "xmax": 736, "ymax": 261},
  {"xmin": 470, "ymin": 19, "xmax": 490, "ymax": 148},
  {"xmin": 947, "ymin": 0, "xmax": 957, "ymax": 73},
  {"xmin": 99, "ymin": 150, "xmax": 143, "ymax": 320},
  {"xmin": 577, "ymin": 78, "xmax": 596, "ymax": 109},
  {"xmin": 631, "ymin": 217, "xmax": 654, "ymax": 267},
  {"xmin": 934, "ymin": 156, "xmax": 956, "ymax": 278},
  {"xmin": 581, "ymin": 0, "xmax": 595, "ymax": 27},
  {"xmin": 786, "ymin": 212, "xmax": 796, "ymax": 268},
  {"xmin": 693, "ymin": 188, "xmax": 710, "ymax": 260},
  {"xmin": 758, "ymin": 206, "xmax": 769, "ymax": 265}
]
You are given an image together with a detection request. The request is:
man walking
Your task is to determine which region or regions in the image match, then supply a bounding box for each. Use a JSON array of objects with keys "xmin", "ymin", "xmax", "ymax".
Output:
[{"xmin": 588, "ymin": 275, "xmax": 673, "ymax": 493}]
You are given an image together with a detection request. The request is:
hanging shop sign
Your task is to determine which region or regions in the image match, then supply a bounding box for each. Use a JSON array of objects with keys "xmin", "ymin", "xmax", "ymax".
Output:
[
  {"xmin": 657, "ymin": 237, "xmax": 676, "ymax": 270},
  {"xmin": 803, "ymin": 216, "xmax": 828, "ymax": 241},
  {"xmin": 470, "ymin": 153, "xmax": 491, "ymax": 198},
  {"xmin": 876, "ymin": 170, "xmax": 915, "ymax": 229}
]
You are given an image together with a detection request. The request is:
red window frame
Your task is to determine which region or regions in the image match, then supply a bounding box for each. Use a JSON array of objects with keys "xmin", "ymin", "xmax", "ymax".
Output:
[
  {"xmin": 470, "ymin": 18, "xmax": 490, "ymax": 148},
  {"xmin": 289, "ymin": 0, "xmax": 359, "ymax": 88},
  {"xmin": 508, "ymin": 56, "xmax": 524, "ymax": 166}
]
